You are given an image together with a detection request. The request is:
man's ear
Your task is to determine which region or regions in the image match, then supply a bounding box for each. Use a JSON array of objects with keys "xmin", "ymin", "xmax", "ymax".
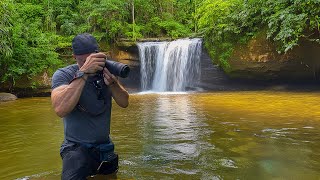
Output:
[{"xmin": 72, "ymin": 54, "xmax": 76, "ymax": 59}]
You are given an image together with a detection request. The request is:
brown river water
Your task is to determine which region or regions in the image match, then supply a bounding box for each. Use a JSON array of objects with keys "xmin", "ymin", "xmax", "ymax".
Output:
[{"xmin": 0, "ymin": 91, "xmax": 319, "ymax": 180}]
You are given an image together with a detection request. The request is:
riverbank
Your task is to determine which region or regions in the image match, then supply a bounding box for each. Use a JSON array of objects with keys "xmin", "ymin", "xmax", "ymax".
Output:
[
  {"xmin": 0, "ymin": 88, "xmax": 51, "ymax": 99},
  {"xmin": 2, "ymin": 81, "xmax": 320, "ymax": 100}
]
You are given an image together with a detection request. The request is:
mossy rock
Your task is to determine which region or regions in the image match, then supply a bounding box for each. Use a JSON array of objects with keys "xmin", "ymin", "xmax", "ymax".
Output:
[{"xmin": 226, "ymin": 32, "xmax": 320, "ymax": 81}]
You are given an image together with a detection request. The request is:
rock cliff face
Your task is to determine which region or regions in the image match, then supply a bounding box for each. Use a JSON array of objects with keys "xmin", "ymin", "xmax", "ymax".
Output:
[
  {"xmin": 227, "ymin": 33, "xmax": 320, "ymax": 81},
  {"xmin": 109, "ymin": 43, "xmax": 141, "ymax": 92}
]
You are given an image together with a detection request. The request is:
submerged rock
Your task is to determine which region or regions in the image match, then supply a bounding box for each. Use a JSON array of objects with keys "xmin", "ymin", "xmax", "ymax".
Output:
[{"xmin": 0, "ymin": 93, "xmax": 17, "ymax": 102}]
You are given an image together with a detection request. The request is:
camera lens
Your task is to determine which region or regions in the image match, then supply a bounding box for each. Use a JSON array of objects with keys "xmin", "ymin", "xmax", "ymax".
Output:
[{"xmin": 105, "ymin": 60, "xmax": 130, "ymax": 78}]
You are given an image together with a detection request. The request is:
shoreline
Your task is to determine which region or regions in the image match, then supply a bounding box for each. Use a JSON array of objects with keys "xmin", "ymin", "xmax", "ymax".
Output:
[{"xmin": 1, "ymin": 81, "xmax": 320, "ymax": 100}]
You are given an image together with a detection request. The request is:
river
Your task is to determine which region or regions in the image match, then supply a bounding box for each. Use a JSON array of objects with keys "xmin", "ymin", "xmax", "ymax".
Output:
[{"xmin": 0, "ymin": 91, "xmax": 319, "ymax": 179}]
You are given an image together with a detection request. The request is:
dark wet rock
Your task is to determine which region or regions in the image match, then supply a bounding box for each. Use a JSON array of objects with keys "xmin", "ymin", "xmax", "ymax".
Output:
[
  {"xmin": 199, "ymin": 49, "xmax": 266, "ymax": 91},
  {"xmin": 13, "ymin": 88, "xmax": 51, "ymax": 98},
  {"xmin": 107, "ymin": 43, "xmax": 141, "ymax": 91},
  {"xmin": 0, "ymin": 93, "xmax": 17, "ymax": 102}
]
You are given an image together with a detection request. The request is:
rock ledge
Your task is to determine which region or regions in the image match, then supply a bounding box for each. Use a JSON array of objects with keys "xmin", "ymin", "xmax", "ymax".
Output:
[{"xmin": 0, "ymin": 93, "xmax": 17, "ymax": 102}]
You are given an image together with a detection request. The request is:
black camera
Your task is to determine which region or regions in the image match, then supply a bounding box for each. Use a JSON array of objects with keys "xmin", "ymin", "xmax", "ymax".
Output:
[
  {"xmin": 104, "ymin": 60, "xmax": 130, "ymax": 78},
  {"xmin": 94, "ymin": 50, "xmax": 130, "ymax": 78}
]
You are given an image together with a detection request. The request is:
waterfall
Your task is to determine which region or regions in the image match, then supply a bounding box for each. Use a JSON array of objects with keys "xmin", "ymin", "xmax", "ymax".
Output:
[{"xmin": 138, "ymin": 38, "xmax": 202, "ymax": 92}]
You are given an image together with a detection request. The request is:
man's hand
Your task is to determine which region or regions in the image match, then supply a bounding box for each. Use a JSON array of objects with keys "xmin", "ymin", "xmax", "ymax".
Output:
[
  {"xmin": 103, "ymin": 67, "xmax": 129, "ymax": 108},
  {"xmin": 103, "ymin": 67, "xmax": 118, "ymax": 86},
  {"xmin": 80, "ymin": 53, "xmax": 106, "ymax": 74}
]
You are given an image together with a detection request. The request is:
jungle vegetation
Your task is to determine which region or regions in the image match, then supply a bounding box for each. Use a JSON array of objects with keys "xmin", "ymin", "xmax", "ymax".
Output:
[{"xmin": 0, "ymin": 0, "xmax": 319, "ymax": 87}]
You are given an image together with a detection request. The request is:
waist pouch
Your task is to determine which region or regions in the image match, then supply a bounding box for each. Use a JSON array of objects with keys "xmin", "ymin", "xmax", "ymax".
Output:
[
  {"xmin": 81, "ymin": 142, "xmax": 118, "ymax": 174},
  {"xmin": 97, "ymin": 153, "xmax": 118, "ymax": 175},
  {"xmin": 61, "ymin": 140, "xmax": 118, "ymax": 175},
  {"xmin": 95, "ymin": 143, "xmax": 118, "ymax": 174}
]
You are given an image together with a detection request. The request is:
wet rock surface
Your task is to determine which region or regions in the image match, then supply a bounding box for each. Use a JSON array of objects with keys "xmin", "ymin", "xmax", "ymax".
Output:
[
  {"xmin": 200, "ymin": 49, "xmax": 320, "ymax": 91},
  {"xmin": 0, "ymin": 93, "xmax": 17, "ymax": 102},
  {"xmin": 227, "ymin": 32, "xmax": 320, "ymax": 81}
]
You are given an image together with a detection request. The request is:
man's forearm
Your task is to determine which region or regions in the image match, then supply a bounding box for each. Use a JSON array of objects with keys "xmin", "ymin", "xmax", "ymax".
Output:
[
  {"xmin": 102, "ymin": 68, "xmax": 129, "ymax": 108},
  {"xmin": 51, "ymin": 76, "xmax": 87, "ymax": 117},
  {"xmin": 109, "ymin": 82, "xmax": 129, "ymax": 108}
]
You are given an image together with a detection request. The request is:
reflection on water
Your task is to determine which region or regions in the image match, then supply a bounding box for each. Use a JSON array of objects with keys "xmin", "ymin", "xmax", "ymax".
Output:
[
  {"xmin": 111, "ymin": 94, "xmax": 213, "ymax": 179},
  {"xmin": 0, "ymin": 92, "xmax": 320, "ymax": 179},
  {"xmin": 141, "ymin": 95, "xmax": 212, "ymax": 177}
]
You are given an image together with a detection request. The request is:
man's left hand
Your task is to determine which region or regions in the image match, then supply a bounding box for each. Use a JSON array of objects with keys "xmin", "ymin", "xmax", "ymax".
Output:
[
  {"xmin": 102, "ymin": 67, "xmax": 129, "ymax": 108},
  {"xmin": 103, "ymin": 67, "xmax": 118, "ymax": 86}
]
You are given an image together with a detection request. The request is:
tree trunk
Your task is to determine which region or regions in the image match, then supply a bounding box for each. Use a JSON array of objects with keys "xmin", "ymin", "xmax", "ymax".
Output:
[{"xmin": 132, "ymin": 0, "xmax": 136, "ymax": 41}]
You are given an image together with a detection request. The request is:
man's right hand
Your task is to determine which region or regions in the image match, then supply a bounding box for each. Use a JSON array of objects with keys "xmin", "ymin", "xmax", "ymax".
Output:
[{"xmin": 80, "ymin": 53, "xmax": 106, "ymax": 74}]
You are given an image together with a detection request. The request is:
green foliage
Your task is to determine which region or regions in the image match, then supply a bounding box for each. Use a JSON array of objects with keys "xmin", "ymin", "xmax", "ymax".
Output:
[
  {"xmin": 0, "ymin": 0, "xmax": 197, "ymax": 88},
  {"xmin": 77, "ymin": 0, "xmax": 129, "ymax": 40},
  {"xmin": 196, "ymin": 0, "xmax": 241, "ymax": 67},
  {"xmin": 124, "ymin": 23, "xmax": 143, "ymax": 40},
  {"xmin": 0, "ymin": 0, "xmax": 13, "ymax": 59},
  {"xmin": 132, "ymin": 0, "xmax": 194, "ymax": 38},
  {"xmin": 263, "ymin": 0, "xmax": 320, "ymax": 52},
  {"xmin": 0, "ymin": 2, "xmax": 63, "ymax": 87},
  {"xmin": 196, "ymin": 0, "xmax": 320, "ymax": 69},
  {"xmin": 143, "ymin": 17, "xmax": 191, "ymax": 38},
  {"xmin": 158, "ymin": 20, "xmax": 191, "ymax": 38},
  {"xmin": 1, "ymin": 0, "xmax": 319, "ymax": 88}
]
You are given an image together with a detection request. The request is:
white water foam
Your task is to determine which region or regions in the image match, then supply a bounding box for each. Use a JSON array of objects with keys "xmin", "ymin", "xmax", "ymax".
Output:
[{"xmin": 137, "ymin": 38, "xmax": 202, "ymax": 92}]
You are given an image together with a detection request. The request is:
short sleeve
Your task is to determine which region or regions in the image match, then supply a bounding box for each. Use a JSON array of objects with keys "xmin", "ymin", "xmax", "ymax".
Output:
[{"xmin": 51, "ymin": 69, "xmax": 71, "ymax": 89}]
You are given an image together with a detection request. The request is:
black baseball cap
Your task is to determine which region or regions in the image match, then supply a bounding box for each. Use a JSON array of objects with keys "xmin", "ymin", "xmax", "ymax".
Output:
[{"xmin": 72, "ymin": 33, "xmax": 99, "ymax": 55}]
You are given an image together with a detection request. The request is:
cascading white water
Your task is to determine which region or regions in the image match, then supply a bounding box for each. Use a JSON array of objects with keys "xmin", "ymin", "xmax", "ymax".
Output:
[{"xmin": 138, "ymin": 38, "xmax": 202, "ymax": 92}]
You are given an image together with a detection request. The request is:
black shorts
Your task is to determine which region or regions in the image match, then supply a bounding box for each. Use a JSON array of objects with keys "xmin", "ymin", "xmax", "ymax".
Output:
[{"xmin": 60, "ymin": 143, "xmax": 118, "ymax": 180}]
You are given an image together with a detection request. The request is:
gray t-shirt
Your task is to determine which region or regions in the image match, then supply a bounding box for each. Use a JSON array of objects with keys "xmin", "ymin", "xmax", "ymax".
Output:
[{"xmin": 51, "ymin": 64, "xmax": 112, "ymax": 144}]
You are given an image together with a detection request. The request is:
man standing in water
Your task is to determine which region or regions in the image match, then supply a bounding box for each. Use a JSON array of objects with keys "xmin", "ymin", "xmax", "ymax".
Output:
[{"xmin": 51, "ymin": 33, "xmax": 129, "ymax": 179}]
